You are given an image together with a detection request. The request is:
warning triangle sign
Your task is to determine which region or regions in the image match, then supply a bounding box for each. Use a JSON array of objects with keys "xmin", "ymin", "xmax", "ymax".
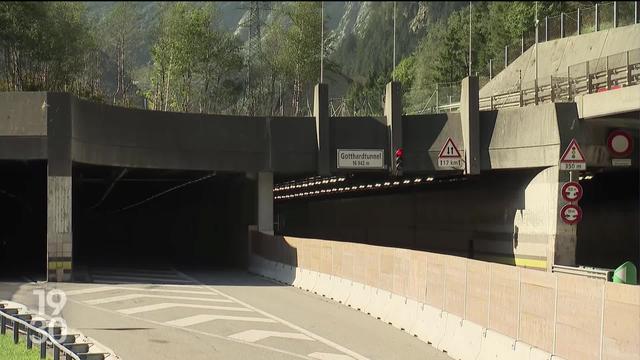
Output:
[
  {"xmin": 438, "ymin": 138, "xmax": 462, "ymax": 158},
  {"xmin": 560, "ymin": 139, "xmax": 586, "ymax": 163}
]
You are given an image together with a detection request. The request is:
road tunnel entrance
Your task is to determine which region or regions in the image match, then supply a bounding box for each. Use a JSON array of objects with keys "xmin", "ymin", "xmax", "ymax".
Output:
[
  {"xmin": 0, "ymin": 160, "xmax": 46, "ymax": 280},
  {"xmin": 73, "ymin": 165, "xmax": 255, "ymax": 274}
]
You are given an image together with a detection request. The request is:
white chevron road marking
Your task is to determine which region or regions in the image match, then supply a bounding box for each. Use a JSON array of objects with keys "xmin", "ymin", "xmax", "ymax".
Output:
[
  {"xmin": 309, "ymin": 353, "xmax": 355, "ymax": 360},
  {"xmin": 165, "ymin": 314, "xmax": 277, "ymax": 327},
  {"xmin": 229, "ymin": 330, "xmax": 314, "ymax": 343},
  {"xmin": 84, "ymin": 293, "xmax": 232, "ymax": 305},
  {"xmin": 118, "ymin": 302, "xmax": 251, "ymax": 315}
]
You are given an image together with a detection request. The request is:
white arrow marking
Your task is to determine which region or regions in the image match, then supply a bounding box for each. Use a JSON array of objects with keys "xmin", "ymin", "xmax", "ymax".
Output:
[
  {"xmin": 309, "ymin": 353, "xmax": 355, "ymax": 360},
  {"xmin": 165, "ymin": 314, "xmax": 276, "ymax": 327},
  {"xmin": 85, "ymin": 294, "xmax": 232, "ymax": 305},
  {"xmin": 118, "ymin": 302, "xmax": 250, "ymax": 315},
  {"xmin": 66, "ymin": 286, "xmax": 212, "ymax": 296},
  {"xmin": 229, "ymin": 330, "xmax": 313, "ymax": 343}
]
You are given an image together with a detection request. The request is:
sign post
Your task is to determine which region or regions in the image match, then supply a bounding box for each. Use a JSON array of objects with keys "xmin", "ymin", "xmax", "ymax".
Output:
[{"xmin": 437, "ymin": 138, "xmax": 464, "ymax": 170}]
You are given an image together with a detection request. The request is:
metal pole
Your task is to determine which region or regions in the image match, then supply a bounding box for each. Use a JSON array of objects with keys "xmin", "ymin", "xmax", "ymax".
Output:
[
  {"xmin": 504, "ymin": 45, "xmax": 508, "ymax": 69},
  {"xmin": 469, "ymin": 1, "xmax": 472, "ymax": 77},
  {"xmin": 561, "ymin": 13, "xmax": 565, "ymax": 38},
  {"xmin": 545, "ymin": 16, "xmax": 548, "ymax": 41},
  {"xmin": 320, "ymin": 1, "xmax": 324, "ymax": 83},
  {"xmin": 535, "ymin": 2, "xmax": 539, "ymax": 101},
  {"xmin": 577, "ymin": 7, "xmax": 581, "ymax": 34},
  {"xmin": 393, "ymin": 1, "xmax": 396, "ymax": 81},
  {"xmin": 435, "ymin": 83, "xmax": 439, "ymax": 112},
  {"xmin": 614, "ymin": 1, "xmax": 617, "ymax": 28},
  {"xmin": 596, "ymin": 3, "xmax": 599, "ymax": 31},
  {"xmin": 636, "ymin": 1, "xmax": 639, "ymax": 24},
  {"xmin": 489, "ymin": 59, "xmax": 493, "ymax": 80},
  {"xmin": 521, "ymin": 35, "xmax": 524, "ymax": 54}
]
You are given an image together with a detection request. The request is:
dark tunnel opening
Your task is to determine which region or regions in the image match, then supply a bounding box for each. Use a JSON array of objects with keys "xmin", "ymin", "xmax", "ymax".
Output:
[
  {"xmin": 0, "ymin": 160, "xmax": 46, "ymax": 280},
  {"xmin": 73, "ymin": 165, "xmax": 256, "ymax": 275}
]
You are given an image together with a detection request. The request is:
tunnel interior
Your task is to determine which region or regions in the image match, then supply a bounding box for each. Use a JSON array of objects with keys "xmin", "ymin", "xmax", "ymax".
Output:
[
  {"xmin": 73, "ymin": 165, "xmax": 256, "ymax": 272},
  {"xmin": 576, "ymin": 169, "xmax": 640, "ymax": 269},
  {"xmin": 0, "ymin": 160, "xmax": 46, "ymax": 280}
]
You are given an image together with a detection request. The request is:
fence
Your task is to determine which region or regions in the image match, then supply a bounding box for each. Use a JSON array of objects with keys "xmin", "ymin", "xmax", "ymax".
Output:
[
  {"xmin": 478, "ymin": 48, "xmax": 640, "ymax": 111},
  {"xmin": 250, "ymin": 231, "xmax": 640, "ymax": 360},
  {"xmin": 0, "ymin": 303, "xmax": 80, "ymax": 360}
]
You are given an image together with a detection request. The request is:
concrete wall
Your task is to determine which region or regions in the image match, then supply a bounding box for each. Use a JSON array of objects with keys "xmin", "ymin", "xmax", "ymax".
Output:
[
  {"xmin": 0, "ymin": 92, "xmax": 47, "ymax": 159},
  {"xmin": 277, "ymin": 168, "xmax": 554, "ymax": 270},
  {"xmin": 481, "ymin": 24, "xmax": 640, "ymax": 96},
  {"xmin": 250, "ymin": 233, "xmax": 640, "ymax": 360}
]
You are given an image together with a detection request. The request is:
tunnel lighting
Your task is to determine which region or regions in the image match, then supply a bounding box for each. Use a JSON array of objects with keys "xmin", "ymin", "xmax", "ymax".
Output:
[
  {"xmin": 315, "ymin": 191, "xmax": 320, "ymax": 194},
  {"xmin": 339, "ymin": 187, "xmax": 344, "ymax": 191},
  {"xmin": 414, "ymin": 178, "xmax": 422, "ymax": 183},
  {"xmin": 375, "ymin": 183, "xmax": 382, "ymax": 187},
  {"xmin": 351, "ymin": 186, "xmax": 357, "ymax": 190},
  {"xmin": 384, "ymin": 182, "xmax": 391, "ymax": 186},
  {"xmin": 330, "ymin": 179, "xmax": 337, "ymax": 183},
  {"xmin": 426, "ymin": 177, "xmax": 434, "ymax": 181},
  {"xmin": 358, "ymin": 185, "xmax": 365, "ymax": 189},
  {"xmin": 366, "ymin": 184, "xmax": 373, "ymax": 188},
  {"xmin": 393, "ymin": 181, "xmax": 400, "ymax": 185},
  {"xmin": 338, "ymin": 177, "xmax": 346, "ymax": 181},
  {"xmin": 578, "ymin": 176, "xmax": 584, "ymax": 180},
  {"xmin": 322, "ymin": 180, "xmax": 328, "ymax": 184},
  {"xmin": 403, "ymin": 180, "xmax": 411, "ymax": 184},
  {"xmin": 585, "ymin": 175, "xmax": 593, "ymax": 180}
]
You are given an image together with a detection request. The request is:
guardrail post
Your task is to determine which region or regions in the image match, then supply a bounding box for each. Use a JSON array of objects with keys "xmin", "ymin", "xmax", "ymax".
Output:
[
  {"xmin": 577, "ymin": 8, "xmax": 581, "ymax": 34},
  {"xmin": 561, "ymin": 13, "xmax": 565, "ymax": 38},
  {"xmin": 586, "ymin": 61, "xmax": 592, "ymax": 93},
  {"xmin": 595, "ymin": 3, "xmax": 599, "ymax": 31},
  {"xmin": 1, "ymin": 316, "xmax": 5, "ymax": 335},
  {"xmin": 613, "ymin": 1, "xmax": 617, "ymax": 28},
  {"xmin": 26, "ymin": 328, "xmax": 32, "ymax": 349},
  {"xmin": 606, "ymin": 56, "xmax": 611, "ymax": 90},
  {"xmin": 54, "ymin": 347, "xmax": 60, "ymax": 360},
  {"xmin": 40, "ymin": 335, "xmax": 47, "ymax": 359},
  {"xmin": 13, "ymin": 320, "xmax": 19, "ymax": 344},
  {"xmin": 550, "ymin": 76, "xmax": 556, "ymax": 102}
]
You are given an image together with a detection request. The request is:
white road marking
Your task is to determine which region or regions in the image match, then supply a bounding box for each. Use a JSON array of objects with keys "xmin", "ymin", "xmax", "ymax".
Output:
[
  {"xmin": 118, "ymin": 302, "xmax": 251, "ymax": 315},
  {"xmin": 177, "ymin": 271, "xmax": 371, "ymax": 360},
  {"xmin": 165, "ymin": 314, "xmax": 277, "ymax": 327},
  {"xmin": 91, "ymin": 275, "xmax": 195, "ymax": 284},
  {"xmin": 229, "ymin": 330, "xmax": 314, "ymax": 343},
  {"xmin": 65, "ymin": 286, "xmax": 212, "ymax": 296},
  {"xmin": 85, "ymin": 294, "xmax": 232, "ymax": 305},
  {"xmin": 309, "ymin": 353, "xmax": 356, "ymax": 360}
]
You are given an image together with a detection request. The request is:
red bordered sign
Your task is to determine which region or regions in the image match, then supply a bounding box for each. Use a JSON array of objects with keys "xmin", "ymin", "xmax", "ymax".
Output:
[
  {"xmin": 607, "ymin": 130, "xmax": 633, "ymax": 157},
  {"xmin": 560, "ymin": 204, "xmax": 583, "ymax": 225},
  {"xmin": 561, "ymin": 181, "xmax": 583, "ymax": 203},
  {"xmin": 559, "ymin": 139, "xmax": 586, "ymax": 171}
]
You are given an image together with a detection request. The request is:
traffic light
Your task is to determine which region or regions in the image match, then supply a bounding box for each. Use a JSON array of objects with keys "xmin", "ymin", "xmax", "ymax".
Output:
[{"xmin": 394, "ymin": 148, "xmax": 403, "ymax": 174}]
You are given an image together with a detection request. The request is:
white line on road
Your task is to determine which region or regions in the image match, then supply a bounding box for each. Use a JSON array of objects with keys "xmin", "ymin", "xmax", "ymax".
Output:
[
  {"xmin": 165, "ymin": 314, "xmax": 277, "ymax": 327},
  {"xmin": 65, "ymin": 286, "xmax": 214, "ymax": 296},
  {"xmin": 91, "ymin": 275, "xmax": 195, "ymax": 284},
  {"xmin": 118, "ymin": 302, "xmax": 251, "ymax": 315},
  {"xmin": 309, "ymin": 353, "xmax": 355, "ymax": 360},
  {"xmin": 85, "ymin": 294, "xmax": 233, "ymax": 305},
  {"xmin": 176, "ymin": 271, "xmax": 371, "ymax": 360},
  {"xmin": 229, "ymin": 330, "xmax": 314, "ymax": 343}
]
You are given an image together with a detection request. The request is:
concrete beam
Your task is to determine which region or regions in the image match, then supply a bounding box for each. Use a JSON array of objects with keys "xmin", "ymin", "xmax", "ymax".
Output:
[
  {"xmin": 460, "ymin": 76, "xmax": 480, "ymax": 174},
  {"xmin": 385, "ymin": 82, "xmax": 402, "ymax": 176},
  {"xmin": 314, "ymin": 84, "xmax": 330, "ymax": 176}
]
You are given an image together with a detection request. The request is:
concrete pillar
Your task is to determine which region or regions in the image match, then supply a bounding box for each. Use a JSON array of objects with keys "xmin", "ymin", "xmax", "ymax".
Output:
[
  {"xmin": 46, "ymin": 94, "xmax": 72, "ymax": 282},
  {"xmin": 257, "ymin": 172, "xmax": 273, "ymax": 234},
  {"xmin": 460, "ymin": 76, "xmax": 480, "ymax": 175},
  {"xmin": 314, "ymin": 83, "xmax": 330, "ymax": 176},
  {"xmin": 513, "ymin": 166, "xmax": 576, "ymax": 271},
  {"xmin": 385, "ymin": 81, "xmax": 402, "ymax": 176}
]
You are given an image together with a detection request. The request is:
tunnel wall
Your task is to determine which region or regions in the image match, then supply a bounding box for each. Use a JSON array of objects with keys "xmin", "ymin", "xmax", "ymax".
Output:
[
  {"xmin": 276, "ymin": 169, "xmax": 554, "ymax": 269},
  {"xmin": 250, "ymin": 232, "xmax": 640, "ymax": 360}
]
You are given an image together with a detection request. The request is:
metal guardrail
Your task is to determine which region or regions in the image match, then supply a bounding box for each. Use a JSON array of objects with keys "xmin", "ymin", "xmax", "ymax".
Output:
[
  {"xmin": 0, "ymin": 303, "xmax": 81, "ymax": 360},
  {"xmin": 552, "ymin": 264, "xmax": 613, "ymax": 281}
]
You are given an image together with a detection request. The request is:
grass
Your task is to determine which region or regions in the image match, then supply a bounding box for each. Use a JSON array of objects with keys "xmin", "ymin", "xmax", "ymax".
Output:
[{"xmin": 0, "ymin": 331, "xmax": 52, "ymax": 360}]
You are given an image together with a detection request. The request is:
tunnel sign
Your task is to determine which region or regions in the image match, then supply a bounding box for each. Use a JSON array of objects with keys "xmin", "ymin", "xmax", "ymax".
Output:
[
  {"xmin": 607, "ymin": 130, "xmax": 632, "ymax": 157},
  {"xmin": 437, "ymin": 138, "xmax": 463, "ymax": 170},
  {"xmin": 336, "ymin": 149, "xmax": 385, "ymax": 169},
  {"xmin": 559, "ymin": 139, "xmax": 586, "ymax": 171},
  {"xmin": 561, "ymin": 181, "xmax": 583, "ymax": 202},
  {"xmin": 560, "ymin": 204, "xmax": 583, "ymax": 225}
]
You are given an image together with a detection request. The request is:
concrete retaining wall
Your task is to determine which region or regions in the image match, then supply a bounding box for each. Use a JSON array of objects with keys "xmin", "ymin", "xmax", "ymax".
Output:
[{"xmin": 249, "ymin": 232, "xmax": 640, "ymax": 360}]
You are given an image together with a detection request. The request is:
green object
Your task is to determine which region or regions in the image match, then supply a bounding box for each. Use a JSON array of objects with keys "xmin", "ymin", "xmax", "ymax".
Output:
[{"xmin": 612, "ymin": 261, "xmax": 638, "ymax": 285}]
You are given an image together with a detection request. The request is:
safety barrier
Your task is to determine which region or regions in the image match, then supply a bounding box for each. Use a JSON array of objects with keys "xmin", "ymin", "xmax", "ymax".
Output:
[{"xmin": 249, "ymin": 231, "xmax": 640, "ymax": 360}]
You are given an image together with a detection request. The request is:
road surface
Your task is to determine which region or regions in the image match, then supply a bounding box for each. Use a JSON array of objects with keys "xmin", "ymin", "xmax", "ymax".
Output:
[{"xmin": 0, "ymin": 268, "xmax": 452, "ymax": 360}]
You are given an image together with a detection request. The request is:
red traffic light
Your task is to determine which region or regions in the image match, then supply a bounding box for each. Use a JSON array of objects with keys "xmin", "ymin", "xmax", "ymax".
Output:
[{"xmin": 395, "ymin": 148, "xmax": 403, "ymax": 157}]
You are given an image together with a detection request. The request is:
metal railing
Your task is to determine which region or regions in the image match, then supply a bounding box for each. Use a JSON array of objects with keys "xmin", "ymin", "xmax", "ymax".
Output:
[
  {"xmin": 0, "ymin": 303, "xmax": 81, "ymax": 360},
  {"xmin": 552, "ymin": 264, "xmax": 613, "ymax": 281},
  {"xmin": 478, "ymin": 48, "xmax": 640, "ymax": 111}
]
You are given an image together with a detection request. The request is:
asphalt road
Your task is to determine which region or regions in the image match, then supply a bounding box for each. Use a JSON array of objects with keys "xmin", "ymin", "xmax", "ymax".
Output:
[{"xmin": 0, "ymin": 268, "xmax": 452, "ymax": 360}]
